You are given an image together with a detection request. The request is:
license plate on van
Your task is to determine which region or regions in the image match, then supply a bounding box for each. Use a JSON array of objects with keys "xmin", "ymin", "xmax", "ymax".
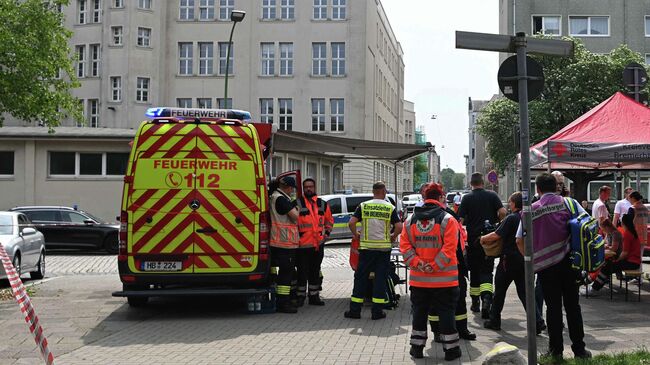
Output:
[{"xmin": 141, "ymin": 261, "xmax": 182, "ymax": 271}]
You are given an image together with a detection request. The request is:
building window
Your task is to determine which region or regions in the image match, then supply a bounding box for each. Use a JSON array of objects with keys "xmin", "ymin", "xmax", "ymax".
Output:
[
  {"xmin": 75, "ymin": 45, "xmax": 86, "ymax": 78},
  {"xmin": 312, "ymin": 42, "xmax": 326, "ymax": 76},
  {"xmin": 646, "ymin": 53, "xmax": 650, "ymax": 64},
  {"xmin": 260, "ymin": 98, "xmax": 273, "ymax": 123},
  {"xmin": 136, "ymin": 77, "xmax": 150, "ymax": 102},
  {"xmin": 262, "ymin": 0, "xmax": 276, "ymax": 20},
  {"xmin": 177, "ymin": 98, "xmax": 192, "ymax": 108},
  {"xmin": 218, "ymin": 42, "xmax": 233, "ymax": 75},
  {"xmin": 114, "ymin": 0, "xmax": 123, "ymax": 7},
  {"xmin": 200, "ymin": 0, "xmax": 215, "ymax": 20},
  {"xmin": 532, "ymin": 15, "xmax": 560, "ymax": 35},
  {"xmin": 289, "ymin": 158, "xmax": 302, "ymax": 171},
  {"xmin": 279, "ymin": 42, "xmax": 293, "ymax": 76},
  {"xmin": 139, "ymin": 0, "xmax": 152, "ymax": 9},
  {"xmin": 332, "ymin": 0, "xmax": 346, "ymax": 20},
  {"xmin": 110, "ymin": 76, "xmax": 122, "ymax": 102},
  {"xmin": 281, "ymin": 0, "xmax": 294, "ymax": 20},
  {"xmin": 306, "ymin": 162, "xmax": 317, "ymax": 180},
  {"xmin": 111, "ymin": 26, "xmax": 123, "ymax": 46},
  {"xmin": 0, "ymin": 151, "xmax": 15, "ymax": 176},
  {"xmin": 179, "ymin": 42, "xmax": 193, "ymax": 75},
  {"xmin": 106, "ymin": 153, "xmax": 129, "ymax": 175},
  {"xmin": 311, "ymin": 98, "xmax": 325, "ymax": 131},
  {"xmin": 331, "ymin": 42, "xmax": 345, "ymax": 76},
  {"xmin": 278, "ymin": 98, "xmax": 292, "ymax": 130},
  {"xmin": 78, "ymin": 0, "xmax": 88, "ymax": 24},
  {"xmin": 569, "ymin": 16, "xmax": 609, "ymax": 36},
  {"xmin": 217, "ymin": 98, "xmax": 232, "ymax": 108},
  {"xmin": 87, "ymin": 99, "xmax": 99, "ymax": 127},
  {"xmin": 90, "ymin": 44, "xmax": 100, "ymax": 77},
  {"xmin": 313, "ymin": 0, "xmax": 326, "ymax": 20},
  {"xmin": 321, "ymin": 165, "xmax": 330, "ymax": 193},
  {"xmin": 92, "ymin": 0, "xmax": 101, "ymax": 23},
  {"xmin": 137, "ymin": 27, "xmax": 151, "ymax": 47},
  {"xmin": 199, "ymin": 42, "xmax": 214, "ymax": 75},
  {"xmin": 197, "ymin": 98, "xmax": 212, "ymax": 108},
  {"xmin": 219, "ymin": 0, "xmax": 234, "ymax": 20},
  {"xmin": 180, "ymin": 0, "xmax": 195, "ymax": 20},
  {"xmin": 261, "ymin": 42, "xmax": 275, "ymax": 76},
  {"xmin": 330, "ymin": 98, "xmax": 344, "ymax": 131},
  {"xmin": 645, "ymin": 16, "xmax": 650, "ymax": 36},
  {"xmin": 271, "ymin": 156, "xmax": 283, "ymax": 177},
  {"xmin": 49, "ymin": 152, "xmax": 129, "ymax": 176}
]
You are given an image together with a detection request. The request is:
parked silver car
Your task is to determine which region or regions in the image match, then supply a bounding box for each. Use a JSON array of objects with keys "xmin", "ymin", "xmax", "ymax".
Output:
[{"xmin": 0, "ymin": 212, "xmax": 46, "ymax": 280}]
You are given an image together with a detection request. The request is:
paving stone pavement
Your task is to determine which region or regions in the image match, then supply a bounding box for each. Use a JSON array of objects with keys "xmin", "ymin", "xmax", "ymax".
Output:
[{"xmin": 2, "ymin": 251, "xmax": 650, "ymax": 364}]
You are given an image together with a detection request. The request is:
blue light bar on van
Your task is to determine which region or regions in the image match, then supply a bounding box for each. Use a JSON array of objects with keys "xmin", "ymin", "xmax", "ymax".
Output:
[{"xmin": 145, "ymin": 107, "xmax": 252, "ymax": 121}]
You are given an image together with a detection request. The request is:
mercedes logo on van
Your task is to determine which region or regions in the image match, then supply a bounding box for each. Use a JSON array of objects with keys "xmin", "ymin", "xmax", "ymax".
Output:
[{"xmin": 189, "ymin": 199, "xmax": 201, "ymax": 210}]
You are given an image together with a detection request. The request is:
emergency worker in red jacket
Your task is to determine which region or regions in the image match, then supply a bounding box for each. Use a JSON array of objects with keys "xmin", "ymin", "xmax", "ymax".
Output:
[
  {"xmin": 400, "ymin": 183, "xmax": 461, "ymax": 361},
  {"xmin": 295, "ymin": 178, "xmax": 333, "ymax": 306}
]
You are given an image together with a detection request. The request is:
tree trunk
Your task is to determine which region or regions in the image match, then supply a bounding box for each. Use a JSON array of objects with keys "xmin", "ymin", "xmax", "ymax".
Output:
[{"xmin": 564, "ymin": 171, "xmax": 607, "ymax": 203}]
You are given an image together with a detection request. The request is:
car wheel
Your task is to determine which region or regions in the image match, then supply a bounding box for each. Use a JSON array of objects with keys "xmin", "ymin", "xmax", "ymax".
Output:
[
  {"xmin": 30, "ymin": 251, "xmax": 45, "ymax": 280},
  {"xmin": 12, "ymin": 254, "xmax": 21, "ymax": 279},
  {"xmin": 104, "ymin": 234, "xmax": 119, "ymax": 254}
]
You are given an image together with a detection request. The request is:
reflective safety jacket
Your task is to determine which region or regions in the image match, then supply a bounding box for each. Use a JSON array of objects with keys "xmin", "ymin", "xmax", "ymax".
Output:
[
  {"xmin": 270, "ymin": 190, "xmax": 299, "ymax": 249},
  {"xmin": 296, "ymin": 195, "xmax": 333, "ymax": 249},
  {"xmin": 400, "ymin": 199, "xmax": 459, "ymax": 288},
  {"xmin": 359, "ymin": 199, "xmax": 395, "ymax": 251}
]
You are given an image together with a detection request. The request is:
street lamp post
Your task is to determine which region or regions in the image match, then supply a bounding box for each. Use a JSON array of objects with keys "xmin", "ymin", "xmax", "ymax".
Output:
[{"xmin": 223, "ymin": 10, "xmax": 246, "ymax": 107}]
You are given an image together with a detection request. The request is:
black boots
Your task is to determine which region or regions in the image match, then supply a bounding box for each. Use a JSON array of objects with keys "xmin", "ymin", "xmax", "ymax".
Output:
[
  {"xmin": 409, "ymin": 345, "xmax": 424, "ymax": 359},
  {"xmin": 458, "ymin": 327, "xmax": 477, "ymax": 340},
  {"xmin": 480, "ymin": 293, "xmax": 492, "ymax": 319},
  {"xmin": 276, "ymin": 299, "xmax": 298, "ymax": 313},
  {"xmin": 344, "ymin": 310, "xmax": 361, "ymax": 319},
  {"xmin": 371, "ymin": 311, "xmax": 387, "ymax": 320},
  {"xmin": 444, "ymin": 347, "xmax": 462, "ymax": 361},
  {"xmin": 483, "ymin": 319, "xmax": 501, "ymax": 331},
  {"xmin": 470, "ymin": 297, "xmax": 480, "ymax": 312},
  {"xmin": 308, "ymin": 294, "xmax": 325, "ymax": 306}
]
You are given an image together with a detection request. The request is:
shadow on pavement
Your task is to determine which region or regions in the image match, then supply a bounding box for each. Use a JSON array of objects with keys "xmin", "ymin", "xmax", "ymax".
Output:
[{"xmin": 80, "ymin": 295, "xmax": 411, "ymax": 347}]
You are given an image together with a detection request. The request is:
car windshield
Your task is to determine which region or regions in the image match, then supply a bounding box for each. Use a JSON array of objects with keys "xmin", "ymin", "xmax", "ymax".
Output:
[
  {"xmin": 0, "ymin": 216, "xmax": 13, "ymax": 235},
  {"xmin": 81, "ymin": 211, "xmax": 104, "ymax": 223}
]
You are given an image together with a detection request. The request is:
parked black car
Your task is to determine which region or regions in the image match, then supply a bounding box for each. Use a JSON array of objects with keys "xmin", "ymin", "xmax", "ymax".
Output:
[{"xmin": 9, "ymin": 206, "xmax": 119, "ymax": 254}]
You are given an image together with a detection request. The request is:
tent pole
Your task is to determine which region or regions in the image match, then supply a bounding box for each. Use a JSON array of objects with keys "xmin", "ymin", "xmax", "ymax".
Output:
[
  {"xmin": 637, "ymin": 171, "xmax": 642, "ymax": 194},
  {"xmin": 614, "ymin": 171, "xmax": 619, "ymax": 202}
]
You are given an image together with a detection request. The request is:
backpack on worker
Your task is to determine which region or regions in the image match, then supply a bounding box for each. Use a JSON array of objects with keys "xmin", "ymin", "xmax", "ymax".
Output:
[{"xmin": 564, "ymin": 198, "xmax": 605, "ymax": 273}]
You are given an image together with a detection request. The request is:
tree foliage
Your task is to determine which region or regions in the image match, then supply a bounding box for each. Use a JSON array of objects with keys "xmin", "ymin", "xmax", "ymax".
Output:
[
  {"xmin": 477, "ymin": 38, "xmax": 648, "ymax": 173},
  {"xmin": 440, "ymin": 168, "xmax": 455, "ymax": 190},
  {"xmin": 452, "ymin": 173, "xmax": 465, "ymax": 190},
  {"xmin": 413, "ymin": 155, "xmax": 429, "ymax": 190},
  {"xmin": 0, "ymin": 0, "xmax": 82, "ymax": 128}
]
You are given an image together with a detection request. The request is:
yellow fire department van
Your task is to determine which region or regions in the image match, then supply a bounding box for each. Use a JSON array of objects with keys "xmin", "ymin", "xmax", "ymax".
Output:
[{"xmin": 112, "ymin": 107, "xmax": 273, "ymax": 308}]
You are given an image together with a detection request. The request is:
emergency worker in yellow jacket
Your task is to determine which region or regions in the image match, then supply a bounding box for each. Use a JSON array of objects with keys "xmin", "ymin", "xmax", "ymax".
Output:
[
  {"xmin": 270, "ymin": 176, "xmax": 300, "ymax": 313},
  {"xmin": 344, "ymin": 181, "xmax": 402, "ymax": 320},
  {"xmin": 400, "ymin": 183, "xmax": 462, "ymax": 361}
]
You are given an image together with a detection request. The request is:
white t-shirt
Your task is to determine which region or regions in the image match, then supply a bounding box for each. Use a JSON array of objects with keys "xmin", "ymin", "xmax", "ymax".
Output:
[
  {"xmin": 591, "ymin": 198, "xmax": 609, "ymax": 221},
  {"xmin": 453, "ymin": 194, "xmax": 461, "ymax": 204},
  {"xmin": 614, "ymin": 199, "xmax": 632, "ymax": 217}
]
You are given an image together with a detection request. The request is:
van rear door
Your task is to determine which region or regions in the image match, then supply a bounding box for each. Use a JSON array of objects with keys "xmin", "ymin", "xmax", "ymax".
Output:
[{"xmin": 191, "ymin": 124, "xmax": 261, "ymax": 273}]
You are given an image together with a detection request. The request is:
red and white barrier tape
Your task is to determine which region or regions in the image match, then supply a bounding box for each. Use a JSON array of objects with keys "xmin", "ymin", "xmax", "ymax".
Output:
[{"xmin": 0, "ymin": 244, "xmax": 54, "ymax": 365}]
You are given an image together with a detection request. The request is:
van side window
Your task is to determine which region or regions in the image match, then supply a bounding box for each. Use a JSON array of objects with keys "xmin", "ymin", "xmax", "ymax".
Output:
[
  {"xmin": 346, "ymin": 196, "xmax": 371, "ymax": 214},
  {"xmin": 25, "ymin": 210, "xmax": 58, "ymax": 222},
  {"xmin": 328, "ymin": 198, "xmax": 342, "ymax": 214}
]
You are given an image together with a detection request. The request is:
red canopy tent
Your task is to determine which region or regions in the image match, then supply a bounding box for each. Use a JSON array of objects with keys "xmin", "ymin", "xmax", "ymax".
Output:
[{"xmin": 529, "ymin": 92, "xmax": 650, "ymax": 170}]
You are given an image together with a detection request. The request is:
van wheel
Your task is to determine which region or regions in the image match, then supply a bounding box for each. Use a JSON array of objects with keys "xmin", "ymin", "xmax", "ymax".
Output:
[
  {"xmin": 127, "ymin": 296, "xmax": 148, "ymax": 307},
  {"xmin": 30, "ymin": 251, "xmax": 46, "ymax": 280},
  {"xmin": 124, "ymin": 284, "xmax": 148, "ymax": 307},
  {"xmin": 104, "ymin": 234, "xmax": 119, "ymax": 254}
]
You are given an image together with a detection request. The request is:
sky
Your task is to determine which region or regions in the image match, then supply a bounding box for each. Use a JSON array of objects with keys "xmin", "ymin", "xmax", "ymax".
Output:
[{"xmin": 381, "ymin": 0, "xmax": 500, "ymax": 173}]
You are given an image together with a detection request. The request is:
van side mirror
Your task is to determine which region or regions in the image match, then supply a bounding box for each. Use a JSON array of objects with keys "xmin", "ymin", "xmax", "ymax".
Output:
[{"xmin": 83, "ymin": 219, "xmax": 95, "ymax": 225}]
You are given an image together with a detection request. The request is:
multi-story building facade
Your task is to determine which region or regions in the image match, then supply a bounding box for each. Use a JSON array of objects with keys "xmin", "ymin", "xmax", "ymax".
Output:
[
  {"xmin": 500, "ymin": 0, "xmax": 650, "ymax": 60},
  {"xmin": 1, "ymin": 0, "xmax": 409, "ymax": 219},
  {"xmin": 467, "ymin": 97, "xmax": 490, "ymax": 178},
  {"xmin": 402, "ymin": 100, "xmax": 416, "ymax": 191}
]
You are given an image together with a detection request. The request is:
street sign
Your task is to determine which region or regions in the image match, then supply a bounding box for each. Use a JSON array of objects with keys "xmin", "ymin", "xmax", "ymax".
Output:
[
  {"xmin": 498, "ymin": 55, "xmax": 544, "ymax": 102},
  {"xmin": 487, "ymin": 170, "xmax": 498, "ymax": 184},
  {"xmin": 456, "ymin": 31, "xmax": 574, "ymax": 57}
]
